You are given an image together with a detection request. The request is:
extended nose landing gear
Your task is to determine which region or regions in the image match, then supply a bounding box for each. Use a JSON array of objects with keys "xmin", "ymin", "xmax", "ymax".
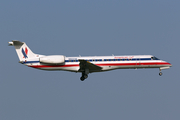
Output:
[
  {"xmin": 159, "ymin": 72, "xmax": 162, "ymax": 76},
  {"xmin": 159, "ymin": 68, "xmax": 162, "ymax": 76}
]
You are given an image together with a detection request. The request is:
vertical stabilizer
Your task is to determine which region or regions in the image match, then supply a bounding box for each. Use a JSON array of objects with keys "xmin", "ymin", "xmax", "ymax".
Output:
[{"xmin": 9, "ymin": 40, "xmax": 36, "ymax": 61}]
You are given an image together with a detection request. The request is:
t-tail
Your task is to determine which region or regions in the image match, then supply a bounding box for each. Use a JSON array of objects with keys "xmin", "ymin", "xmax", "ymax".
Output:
[{"xmin": 9, "ymin": 40, "xmax": 37, "ymax": 61}]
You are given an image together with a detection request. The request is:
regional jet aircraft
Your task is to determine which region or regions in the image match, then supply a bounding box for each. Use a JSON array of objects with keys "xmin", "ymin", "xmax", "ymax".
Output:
[{"xmin": 9, "ymin": 40, "xmax": 172, "ymax": 81}]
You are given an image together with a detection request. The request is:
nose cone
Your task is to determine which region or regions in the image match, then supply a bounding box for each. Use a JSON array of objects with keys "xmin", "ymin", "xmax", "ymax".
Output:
[
  {"xmin": 161, "ymin": 60, "xmax": 172, "ymax": 67},
  {"xmin": 160, "ymin": 61, "xmax": 172, "ymax": 70},
  {"xmin": 164, "ymin": 61, "xmax": 172, "ymax": 67},
  {"xmin": 168, "ymin": 62, "xmax": 172, "ymax": 67}
]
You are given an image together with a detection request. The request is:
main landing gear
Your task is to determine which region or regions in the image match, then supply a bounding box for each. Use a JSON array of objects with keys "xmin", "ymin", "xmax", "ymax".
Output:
[
  {"xmin": 80, "ymin": 72, "xmax": 88, "ymax": 81},
  {"xmin": 80, "ymin": 69, "xmax": 89, "ymax": 81}
]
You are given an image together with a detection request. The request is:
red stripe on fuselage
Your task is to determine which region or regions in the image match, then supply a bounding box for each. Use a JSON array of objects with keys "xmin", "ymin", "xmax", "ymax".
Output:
[{"xmin": 96, "ymin": 62, "xmax": 171, "ymax": 66}]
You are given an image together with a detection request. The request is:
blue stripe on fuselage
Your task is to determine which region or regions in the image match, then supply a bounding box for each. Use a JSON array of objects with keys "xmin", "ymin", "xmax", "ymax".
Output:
[{"xmin": 65, "ymin": 58, "xmax": 151, "ymax": 62}]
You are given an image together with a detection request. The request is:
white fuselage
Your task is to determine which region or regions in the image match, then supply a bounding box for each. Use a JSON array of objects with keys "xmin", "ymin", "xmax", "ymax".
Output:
[
  {"xmin": 22, "ymin": 55, "xmax": 172, "ymax": 73},
  {"xmin": 9, "ymin": 40, "xmax": 172, "ymax": 81}
]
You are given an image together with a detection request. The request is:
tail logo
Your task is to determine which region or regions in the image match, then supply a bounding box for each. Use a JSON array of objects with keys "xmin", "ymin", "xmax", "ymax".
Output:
[{"xmin": 22, "ymin": 47, "xmax": 28, "ymax": 58}]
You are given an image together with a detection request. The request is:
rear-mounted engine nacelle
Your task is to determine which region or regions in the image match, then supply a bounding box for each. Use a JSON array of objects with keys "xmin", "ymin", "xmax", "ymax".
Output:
[{"xmin": 40, "ymin": 55, "xmax": 65, "ymax": 64}]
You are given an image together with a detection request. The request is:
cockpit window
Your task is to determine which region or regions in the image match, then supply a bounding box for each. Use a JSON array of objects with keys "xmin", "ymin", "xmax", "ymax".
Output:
[{"xmin": 151, "ymin": 56, "xmax": 160, "ymax": 60}]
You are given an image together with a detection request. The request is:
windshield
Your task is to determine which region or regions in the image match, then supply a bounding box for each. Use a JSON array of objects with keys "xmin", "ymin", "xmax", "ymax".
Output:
[{"xmin": 151, "ymin": 56, "xmax": 160, "ymax": 60}]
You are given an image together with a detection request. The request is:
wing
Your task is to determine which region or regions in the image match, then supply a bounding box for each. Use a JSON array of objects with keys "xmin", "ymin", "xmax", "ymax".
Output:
[{"xmin": 78, "ymin": 59, "xmax": 102, "ymax": 72}]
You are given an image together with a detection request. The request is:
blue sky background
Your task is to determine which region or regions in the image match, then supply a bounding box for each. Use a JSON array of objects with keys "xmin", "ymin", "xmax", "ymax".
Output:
[{"xmin": 0, "ymin": 0, "xmax": 179, "ymax": 120}]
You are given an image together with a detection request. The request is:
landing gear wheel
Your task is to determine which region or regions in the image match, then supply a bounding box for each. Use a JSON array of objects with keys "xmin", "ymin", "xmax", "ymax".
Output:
[
  {"xmin": 80, "ymin": 77, "xmax": 85, "ymax": 81},
  {"xmin": 80, "ymin": 71, "xmax": 89, "ymax": 81},
  {"xmin": 84, "ymin": 74, "xmax": 88, "ymax": 79},
  {"xmin": 159, "ymin": 72, "xmax": 162, "ymax": 76}
]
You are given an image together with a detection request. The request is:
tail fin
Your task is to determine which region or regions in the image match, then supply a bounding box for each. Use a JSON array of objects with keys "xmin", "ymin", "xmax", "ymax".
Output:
[{"xmin": 9, "ymin": 40, "xmax": 36, "ymax": 61}]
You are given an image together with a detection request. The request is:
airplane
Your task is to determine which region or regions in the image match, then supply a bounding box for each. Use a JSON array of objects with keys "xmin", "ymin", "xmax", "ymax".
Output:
[{"xmin": 9, "ymin": 40, "xmax": 172, "ymax": 81}]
